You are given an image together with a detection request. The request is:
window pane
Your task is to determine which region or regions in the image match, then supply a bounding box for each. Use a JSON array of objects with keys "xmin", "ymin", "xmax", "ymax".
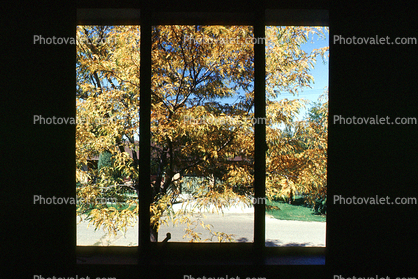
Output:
[
  {"xmin": 265, "ymin": 26, "xmax": 328, "ymax": 247},
  {"xmin": 76, "ymin": 25, "xmax": 140, "ymax": 246},
  {"xmin": 151, "ymin": 25, "xmax": 255, "ymax": 243}
]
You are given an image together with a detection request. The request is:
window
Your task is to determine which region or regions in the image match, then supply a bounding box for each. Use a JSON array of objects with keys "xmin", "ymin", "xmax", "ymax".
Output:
[
  {"xmin": 76, "ymin": 25, "xmax": 141, "ymax": 246},
  {"xmin": 264, "ymin": 25, "xmax": 328, "ymax": 247},
  {"xmin": 151, "ymin": 25, "xmax": 255, "ymax": 244},
  {"xmin": 76, "ymin": 8, "xmax": 328, "ymax": 265}
]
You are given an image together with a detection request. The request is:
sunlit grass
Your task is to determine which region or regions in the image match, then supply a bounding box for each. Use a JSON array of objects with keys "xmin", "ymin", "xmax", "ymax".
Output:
[{"xmin": 266, "ymin": 200, "xmax": 326, "ymax": 222}]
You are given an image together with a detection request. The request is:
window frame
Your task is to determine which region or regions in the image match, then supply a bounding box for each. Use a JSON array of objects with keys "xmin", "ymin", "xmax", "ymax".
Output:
[{"xmin": 75, "ymin": 7, "xmax": 328, "ymax": 265}]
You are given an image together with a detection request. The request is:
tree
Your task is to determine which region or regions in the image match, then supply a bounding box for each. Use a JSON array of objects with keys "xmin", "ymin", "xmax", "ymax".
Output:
[
  {"xmin": 300, "ymin": 97, "xmax": 328, "ymax": 213},
  {"xmin": 265, "ymin": 94, "xmax": 328, "ymax": 209},
  {"xmin": 76, "ymin": 25, "xmax": 328, "ymax": 241}
]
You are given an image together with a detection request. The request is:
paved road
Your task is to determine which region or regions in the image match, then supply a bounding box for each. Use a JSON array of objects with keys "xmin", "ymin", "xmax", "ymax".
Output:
[{"xmin": 77, "ymin": 204, "xmax": 326, "ymax": 246}]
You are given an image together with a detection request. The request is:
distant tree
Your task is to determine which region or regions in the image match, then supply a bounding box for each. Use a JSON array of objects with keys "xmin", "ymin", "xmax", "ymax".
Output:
[
  {"xmin": 98, "ymin": 151, "xmax": 112, "ymax": 171},
  {"xmin": 266, "ymin": 95, "xmax": 328, "ymax": 207}
]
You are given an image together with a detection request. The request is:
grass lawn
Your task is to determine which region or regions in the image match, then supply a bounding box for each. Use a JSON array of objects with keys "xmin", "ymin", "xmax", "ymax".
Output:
[{"xmin": 266, "ymin": 200, "xmax": 326, "ymax": 222}]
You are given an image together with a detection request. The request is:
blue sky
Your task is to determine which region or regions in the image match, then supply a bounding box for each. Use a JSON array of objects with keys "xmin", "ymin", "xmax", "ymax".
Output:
[
  {"xmin": 277, "ymin": 31, "xmax": 329, "ymax": 120},
  {"xmin": 221, "ymin": 29, "xmax": 329, "ymax": 122}
]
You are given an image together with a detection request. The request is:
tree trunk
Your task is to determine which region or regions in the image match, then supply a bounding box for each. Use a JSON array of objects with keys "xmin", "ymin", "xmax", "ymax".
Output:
[
  {"xmin": 150, "ymin": 226, "xmax": 158, "ymax": 242},
  {"xmin": 289, "ymin": 188, "xmax": 293, "ymax": 204}
]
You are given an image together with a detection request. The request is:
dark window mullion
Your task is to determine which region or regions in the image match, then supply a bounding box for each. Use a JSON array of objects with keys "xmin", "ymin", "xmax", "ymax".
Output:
[
  {"xmin": 253, "ymin": 9, "xmax": 266, "ymax": 250},
  {"xmin": 139, "ymin": 8, "xmax": 152, "ymax": 255}
]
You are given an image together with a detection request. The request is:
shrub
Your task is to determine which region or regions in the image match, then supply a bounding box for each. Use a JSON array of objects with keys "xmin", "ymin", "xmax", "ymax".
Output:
[{"xmin": 313, "ymin": 197, "xmax": 327, "ymax": 215}]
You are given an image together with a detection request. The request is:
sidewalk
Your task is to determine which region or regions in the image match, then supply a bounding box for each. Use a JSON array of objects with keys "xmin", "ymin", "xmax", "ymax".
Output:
[{"xmin": 77, "ymin": 203, "xmax": 326, "ymax": 246}]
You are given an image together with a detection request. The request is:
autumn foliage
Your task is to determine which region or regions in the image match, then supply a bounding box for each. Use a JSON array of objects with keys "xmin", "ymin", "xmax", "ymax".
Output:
[{"xmin": 76, "ymin": 25, "xmax": 328, "ymax": 242}]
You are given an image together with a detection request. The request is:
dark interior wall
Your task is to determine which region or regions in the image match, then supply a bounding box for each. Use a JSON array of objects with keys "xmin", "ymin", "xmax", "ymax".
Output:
[
  {"xmin": 328, "ymin": 3, "xmax": 418, "ymax": 276},
  {"xmin": 3, "ymin": 0, "xmax": 418, "ymax": 278},
  {"xmin": 3, "ymin": 1, "xmax": 77, "ymax": 276}
]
